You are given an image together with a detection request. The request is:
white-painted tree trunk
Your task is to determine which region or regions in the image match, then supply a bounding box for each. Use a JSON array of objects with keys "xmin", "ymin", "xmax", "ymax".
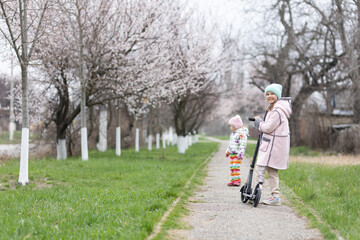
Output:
[
  {"xmin": 77, "ymin": 3, "xmax": 88, "ymax": 161},
  {"xmin": 9, "ymin": 122, "xmax": 16, "ymax": 141},
  {"xmin": 177, "ymin": 136, "xmax": 186, "ymax": 154},
  {"xmin": 184, "ymin": 135, "xmax": 189, "ymax": 150},
  {"xmin": 19, "ymin": 60, "xmax": 30, "ymax": 186},
  {"xmin": 96, "ymin": 106, "xmax": 107, "ymax": 152},
  {"xmin": 57, "ymin": 139, "xmax": 67, "ymax": 160},
  {"xmin": 162, "ymin": 134, "xmax": 166, "ymax": 148},
  {"xmin": 156, "ymin": 133, "xmax": 160, "ymax": 149},
  {"xmin": 169, "ymin": 127, "xmax": 174, "ymax": 145},
  {"xmin": 174, "ymin": 133, "xmax": 178, "ymax": 145},
  {"xmin": 135, "ymin": 128, "xmax": 140, "ymax": 152},
  {"xmin": 116, "ymin": 127, "xmax": 121, "ymax": 156},
  {"xmin": 18, "ymin": 0, "xmax": 30, "ymax": 185},
  {"xmin": 148, "ymin": 135, "xmax": 152, "ymax": 151},
  {"xmin": 143, "ymin": 129, "xmax": 147, "ymax": 145},
  {"xmin": 81, "ymin": 127, "xmax": 88, "ymax": 161},
  {"xmin": 188, "ymin": 134, "xmax": 192, "ymax": 146},
  {"xmin": 18, "ymin": 128, "xmax": 29, "ymax": 185},
  {"xmin": 116, "ymin": 100, "xmax": 121, "ymax": 156},
  {"xmin": 5, "ymin": 0, "xmax": 47, "ymax": 186}
]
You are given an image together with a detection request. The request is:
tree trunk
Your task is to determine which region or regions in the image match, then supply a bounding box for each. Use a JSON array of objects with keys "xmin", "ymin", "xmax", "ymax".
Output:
[
  {"xmin": 177, "ymin": 136, "xmax": 186, "ymax": 154},
  {"xmin": 290, "ymin": 87, "xmax": 315, "ymax": 146},
  {"xmin": 96, "ymin": 104, "xmax": 107, "ymax": 152},
  {"xmin": 173, "ymin": 99, "xmax": 187, "ymax": 137},
  {"xmin": 80, "ymin": 81, "xmax": 88, "ymax": 160},
  {"xmin": 57, "ymin": 139, "xmax": 67, "ymax": 160},
  {"xmin": 169, "ymin": 127, "xmax": 174, "ymax": 145},
  {"xmin": 353, "ymin": 83, "xmax": 360, "ymax": 123},
  {"xmin": 18, "ymin": 0, "xmax": 29, "ymax": 185},
  {"xmin": 147, "ymin": 135, "xmax": 152, "ymax": 151},
  {"xmin": 135, "ymin": 119, "xmax": 139, "ymax": 152},
  {"xmin": 9, "ymin": 57, "xmax": 16, "ymax": 141},
  {"xmin": 56, "ymin": 122, "xmax": 67, "ymax": 160},
  {"xmin": 162, "ymin": 133, "xmax": 166, "ymax": 149},
  {"xmin": 354, "ymin": 2, "xmax": 360, "ymax": 124},
  {"xmin": 147, "ymin": 110, "xmax": 153, "ymax": 151},
  {"xmin": 19, "ymin": 65, "xmax": 29, "ymax": 185},
  {"xmin": 78, "ymin": 11, "xmax": 88, "ymax": 161},
  {"xmin": 156, "ymin": 133, "xmax": 160, "ymax": 149},
  {"xmin": 116, "ymin": 101, "xmax": 121, "ymax": 156}
]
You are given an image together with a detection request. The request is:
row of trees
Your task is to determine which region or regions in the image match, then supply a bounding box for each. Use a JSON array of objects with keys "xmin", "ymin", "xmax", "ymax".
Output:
[{"xmin": 0, "ymin": 0, "xmax": 231, "ymax": 185}]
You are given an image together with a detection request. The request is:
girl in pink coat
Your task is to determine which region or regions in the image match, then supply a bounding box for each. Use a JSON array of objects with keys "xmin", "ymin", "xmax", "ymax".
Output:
[{"xmin": 254, "ymin": 83, "xmax": 292, "ymax": 205}]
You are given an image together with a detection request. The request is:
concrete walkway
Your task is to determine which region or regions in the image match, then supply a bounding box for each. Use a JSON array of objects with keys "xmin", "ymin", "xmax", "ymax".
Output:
[
  {"xmin": 169, "ymin": 137, "xmax": 322, "ymax": 240},
  {"xmin": 0, "ymin": 144, "xmax": 22, "ymax": 158},
  {"xmin": 0, "ymin": 143, "xmax": 49, "ymax": 159}
]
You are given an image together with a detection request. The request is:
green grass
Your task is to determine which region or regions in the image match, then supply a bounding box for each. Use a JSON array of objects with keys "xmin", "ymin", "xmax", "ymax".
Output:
[
  {"xmin": 0, "ymin": 142, "xmax": 218, "ymax": 240},
  {"xmin": 154, "ymin": 152, "xmax": 211, "ymax": 240},
  {"xmin": 0, "ymin": 131, "xmax": 22, "ymax": 144},
  {"xmin": 211, "ymin": 136, "xmax": 228, "ymax": 140},
  {"xmin": 198, "ymin": 136, "xmax": 207, "ymax": 141},
  {"xmin": 290, "ymin": 146, "xmax": 319, "ymax": 156},
  {"xmin": 245, "ymin": 142, "xmax": 256, "ymax": 159},
  {"xmin": 281, "ymin": 163, "xmax": 360, "ymax": 240}
]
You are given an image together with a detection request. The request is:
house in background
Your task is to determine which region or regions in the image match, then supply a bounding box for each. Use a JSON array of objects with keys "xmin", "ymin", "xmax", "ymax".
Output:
[{"xmin": 299, "ymin": 88, "xmax": 354, "ymax": 142}]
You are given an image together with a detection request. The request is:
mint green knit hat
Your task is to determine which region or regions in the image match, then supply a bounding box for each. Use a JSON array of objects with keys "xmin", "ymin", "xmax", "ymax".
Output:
[{"xmin": 264, "ymin": 83, "xmax": 282, "ymax": 99}]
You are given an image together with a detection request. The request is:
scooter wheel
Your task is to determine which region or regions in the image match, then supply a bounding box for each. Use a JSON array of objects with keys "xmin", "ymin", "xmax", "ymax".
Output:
[
  {"xmin": 253, "ymin": 184, "xmax": 261, "ymax": 207},
  {"xmin": 240, "ymin": 185, "xmax": 248, "ymax": 203}
]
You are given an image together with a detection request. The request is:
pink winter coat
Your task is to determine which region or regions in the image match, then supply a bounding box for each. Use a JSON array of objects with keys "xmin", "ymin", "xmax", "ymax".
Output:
[{"xmin": 255, "ymin": 98, "xmax": 292, "ymax": 170}]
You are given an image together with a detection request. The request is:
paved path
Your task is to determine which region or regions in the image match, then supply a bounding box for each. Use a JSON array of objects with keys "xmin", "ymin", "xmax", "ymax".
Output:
[
  {"xmin": 0, "ymin": 144, "xmax": 22, "ymax": 158},
  {"xmin": 0, "ymin": 143, "xmax": 48, "ymax": 159},
  {"xmin": 169, "ymin": 137, "xmax": 322, "ymax": 240}
]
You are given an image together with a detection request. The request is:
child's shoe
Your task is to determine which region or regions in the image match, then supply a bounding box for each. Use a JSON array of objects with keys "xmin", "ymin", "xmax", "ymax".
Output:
[
  {"xmin": 233, "ymin": 180, "xmax": 241, "ymax": 186},
  {"xmin": 263, "ymin": 196, "xmax": 281, "ymax": 206}
]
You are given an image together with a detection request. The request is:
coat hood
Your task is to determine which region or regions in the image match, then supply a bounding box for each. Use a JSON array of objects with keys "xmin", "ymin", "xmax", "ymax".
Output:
[{"xmin": 274, "ymin": 97, "xmax": 292, "ymax": 119}]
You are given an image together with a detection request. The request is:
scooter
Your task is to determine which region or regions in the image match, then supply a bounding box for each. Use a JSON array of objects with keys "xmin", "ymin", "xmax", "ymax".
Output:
[{"xmin": 239, "ymin": 115, "xmax": 267, "ymax": 207}]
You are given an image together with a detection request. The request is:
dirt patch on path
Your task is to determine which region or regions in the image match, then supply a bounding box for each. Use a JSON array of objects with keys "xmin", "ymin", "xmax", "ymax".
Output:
[{"xmin": 290, "ymin": 155, "xmax": 360, "ymax": 166}]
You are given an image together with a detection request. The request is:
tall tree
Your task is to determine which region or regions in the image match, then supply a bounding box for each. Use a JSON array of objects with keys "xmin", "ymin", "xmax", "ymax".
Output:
[
  {"xmin": 0, "ymin": 0, "xmax": 49, "ymax": 185},
  {"xmin": 57, "ymin": 0, "xmax": 90, "ymax": 160},
  {"xmin": 334, "ymin": 0, "xmax": 360, "ymax": 123},
  {"xmin": 248, "ymin": 0, "xmax": 347, "ymax": 146}
]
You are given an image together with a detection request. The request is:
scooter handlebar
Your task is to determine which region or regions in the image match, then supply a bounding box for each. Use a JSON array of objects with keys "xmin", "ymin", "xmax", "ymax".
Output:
[{"xmin": 248, "ymin": 117, "xmax": 255, "ymax": 121}]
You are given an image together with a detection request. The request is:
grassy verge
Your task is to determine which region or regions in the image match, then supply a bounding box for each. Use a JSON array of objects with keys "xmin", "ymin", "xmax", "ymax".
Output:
[
  {"xmin": 280, "ymin": 163, "xmax": 360, "ymax": 240},
  {"xmin": 246, "ymin": 142, "xmax": 359, "ymax": 240},
  {"xmin": 245, "ymin": 142, "xmax": 256, "ymax": 159},
  {"xmin": 0, "ymin": 142, "xmax": 218, "ymax": 240},
  {"xmin": 289, "ymin": 146, "xmax": 319, "ymax": 156}
]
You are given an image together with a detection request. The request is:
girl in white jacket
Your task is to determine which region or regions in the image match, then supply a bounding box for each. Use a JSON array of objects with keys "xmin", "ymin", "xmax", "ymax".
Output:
[{"xmin": 225, "ymin": 115, "xmax": 249, "ymax": 186}]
